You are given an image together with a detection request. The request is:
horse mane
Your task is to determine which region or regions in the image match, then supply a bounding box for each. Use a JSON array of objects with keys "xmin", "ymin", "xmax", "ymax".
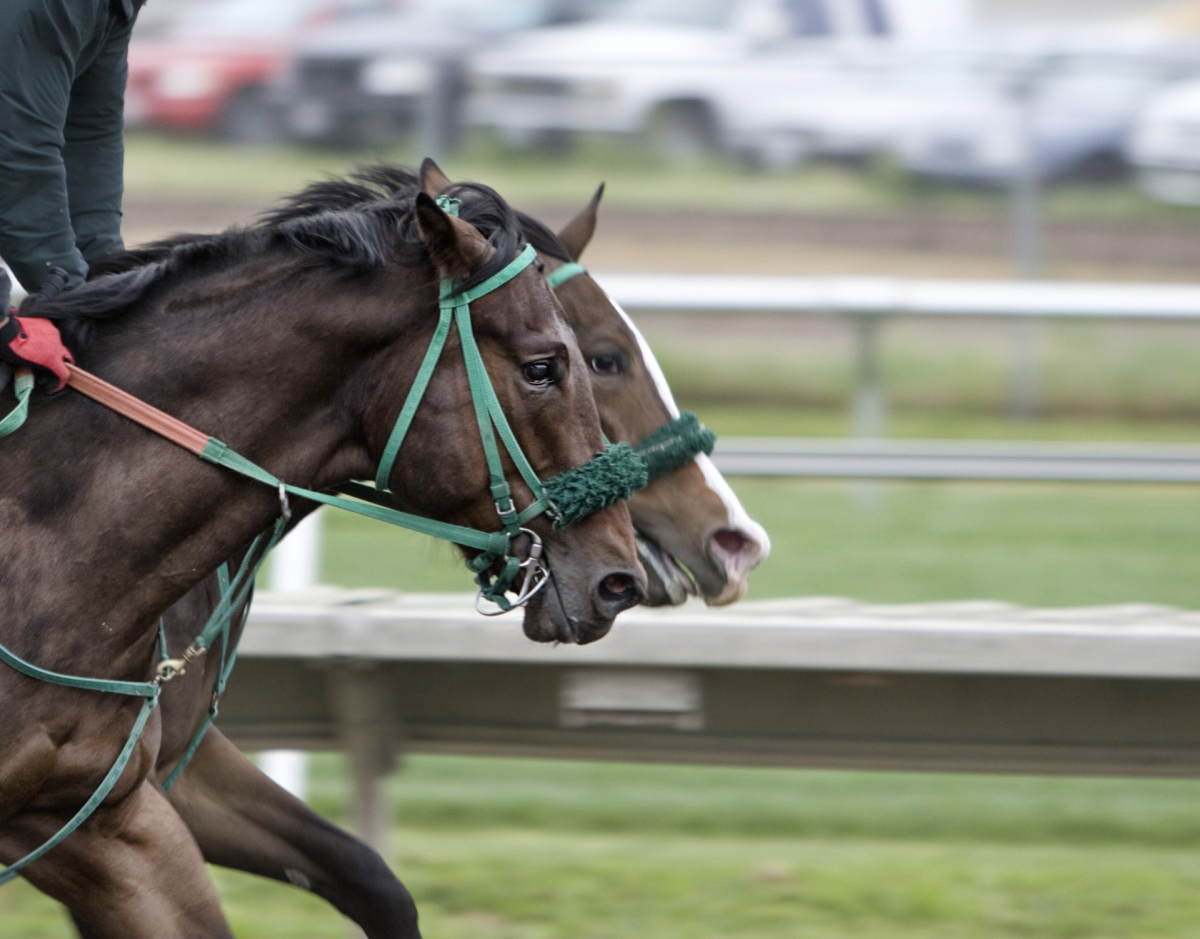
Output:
[
  {"xmin": 260, "ymin": 163, "xmax": 574, "ymax": 262},
  {"xmin": 39, "ymin": 164, "xmax": 532, "ymax": 351}
]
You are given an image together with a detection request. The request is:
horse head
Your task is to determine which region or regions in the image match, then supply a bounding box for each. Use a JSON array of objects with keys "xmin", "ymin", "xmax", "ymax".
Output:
[
  {"xmin": 368, "ymin": 189, "xmax": 645, "ymax": 642},
  {"xmin": 418, "ymin": 161, "xmax": 768, "ymax": 606}
]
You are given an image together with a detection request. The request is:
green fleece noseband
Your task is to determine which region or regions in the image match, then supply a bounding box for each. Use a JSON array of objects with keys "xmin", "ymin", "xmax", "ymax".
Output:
[
  {"xmin": 633, "ymin": 411, "xmax": 715, "ymax": 481},
  {"xmin": 544, "ymin": 441, "xmax": 648, "ymax": 528}
]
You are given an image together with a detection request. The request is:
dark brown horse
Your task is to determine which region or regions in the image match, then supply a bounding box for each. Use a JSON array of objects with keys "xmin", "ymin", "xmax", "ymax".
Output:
[
  {"xmin": 109, "ymin": 163, "xmax": 767, "ymax": 939},
  {"xmin": 0, "ymin": 175, "xmax": 644, "ymax": 936}
]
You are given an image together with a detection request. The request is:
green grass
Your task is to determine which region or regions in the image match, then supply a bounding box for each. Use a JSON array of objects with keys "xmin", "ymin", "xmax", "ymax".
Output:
[
  {"xmin": 123, "ymin": 130, "xmax": 1200, "ymax": 223},
  {"xmin": 11, "ymin": 758, "xmax": 1200, "ymax": 937},
  {"xmin": 638, "ymin": 316, "xmax": 1200, "ymax": 423},
  {"xmin": 313, "ymin": 475, "xmax": 1200, "ymax": 608}
]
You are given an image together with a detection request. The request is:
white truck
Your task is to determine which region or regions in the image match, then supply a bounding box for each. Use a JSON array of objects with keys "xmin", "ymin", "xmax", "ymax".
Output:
[{"xmin": 463, "ymin": 0, "xmax": 969, "ymax": 161}]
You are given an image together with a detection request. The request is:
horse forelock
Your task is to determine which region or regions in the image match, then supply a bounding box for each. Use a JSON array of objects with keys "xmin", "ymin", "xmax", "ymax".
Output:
[{"xmin": 514, "ymin": 210, "xmax": 572, "ymax": 263}]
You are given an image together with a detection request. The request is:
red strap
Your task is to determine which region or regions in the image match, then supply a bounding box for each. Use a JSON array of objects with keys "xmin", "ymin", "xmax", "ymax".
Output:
[
  {"xmin": 66, "ymin": 364, "xmax": 210, "ymax": 455},
  {"xmin": 8, "ymin": 316, "xmax": 74, "ymax": 392}
]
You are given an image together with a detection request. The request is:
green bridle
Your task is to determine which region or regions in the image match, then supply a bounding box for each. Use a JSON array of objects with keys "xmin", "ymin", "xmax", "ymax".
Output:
[
  {"xmin": 544, "ymin": 258, "xmax": 717, "ymax": 478},
  {"xmin": 354, "ymin": 197, "xmax": 649, "ymax": 613}
]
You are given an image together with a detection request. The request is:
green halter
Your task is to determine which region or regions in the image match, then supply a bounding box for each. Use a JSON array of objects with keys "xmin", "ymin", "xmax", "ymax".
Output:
[
  {"xmin": 544, "ymin": 260, "xmax": 716, "ymax": 480},
  {"xmin": 362, "ymin": 200, "xmax": 649, "ymax": 612},
  {"xmin": 545, "ymin": 261, "xmax": 587, "ymax": 290}
]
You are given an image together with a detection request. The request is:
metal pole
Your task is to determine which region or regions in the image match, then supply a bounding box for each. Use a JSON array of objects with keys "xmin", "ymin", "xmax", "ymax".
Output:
[
  {"xmin": 1011, "ymin": 66, "xmax": 1042, "ymax": 420},
  {"xmin": 258, "ymin": 510, "xmax": 324, "ymax": 800},
  {"xmin": 853, "ymin": 314, "xmax": 885, "ymax": 506},
  {"xmin": 417, "ymin": 60, "xmax": 460, "ymax": 160},
  {"xmin": 853, "ymin": 314, "xmax": 885, "ymax": 440}
]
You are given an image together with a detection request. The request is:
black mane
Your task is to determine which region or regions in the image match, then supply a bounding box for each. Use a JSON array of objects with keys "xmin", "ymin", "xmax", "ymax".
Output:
[
  {"xmin": 37, "ymin": 164, "xmax": 534, "ymax": 351},
  {"xmin": 260, "ymin": 163, "xmax": 573, "ymax": 262}
]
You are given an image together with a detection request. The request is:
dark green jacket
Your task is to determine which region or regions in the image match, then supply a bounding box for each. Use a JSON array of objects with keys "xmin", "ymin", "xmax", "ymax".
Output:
[{"xmin": 0, "ymin": 0, "xmax": 141, "ymax": 294}]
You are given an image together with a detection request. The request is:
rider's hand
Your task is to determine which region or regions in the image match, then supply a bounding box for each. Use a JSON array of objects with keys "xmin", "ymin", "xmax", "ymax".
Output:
[{"xmin": 0, "ymin": 268, "xmax": 74, "ymax": 392}]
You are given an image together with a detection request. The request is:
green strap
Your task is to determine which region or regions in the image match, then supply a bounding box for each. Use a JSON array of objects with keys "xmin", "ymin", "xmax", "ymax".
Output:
[
  {"xmin": 0, "ymin": 693, "xmax": 158, "ymax": 885},
  {"xmin": 374, "ymin": 304, "xmax": 453, "ymax": 490},
  {"xmin": 451, "ymin": 294, "xmax": 545, "ymax": 527},
  {"xmin": 199, "ymin": 439, "xmax": 512, "ymax": 554},
  {"xmin": 546, "ymin": 262, "xmax": 586, "ymax": 289},
  {"xmin": 453, "ymin": 244, "xmax": 538, "ymax": 305},
  {"xmin": 0, "ymin": 639, "xmax": 159, "ymax": 698},
  {"xmin": 0, "ymin": 370, "xmax": 33, "ymax": 438},
  {"xmin": 161, "ymin": 567, "xmax": 246, "ymax": 792},
  {"xmin": 192, "ymin": 524, "xmax": 282, "ymax": 653}
]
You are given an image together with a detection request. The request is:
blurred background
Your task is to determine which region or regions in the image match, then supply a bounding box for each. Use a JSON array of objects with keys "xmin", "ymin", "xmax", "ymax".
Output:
[{"xmin": 11, "ymin": 0, "xmax": 1200, "ymax": 936}]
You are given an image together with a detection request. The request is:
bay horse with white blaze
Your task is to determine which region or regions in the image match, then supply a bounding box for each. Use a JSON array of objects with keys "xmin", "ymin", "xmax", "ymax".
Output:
[{"xmin": 0, "ymin": 176, "xmax": 644, "ymax": 936}]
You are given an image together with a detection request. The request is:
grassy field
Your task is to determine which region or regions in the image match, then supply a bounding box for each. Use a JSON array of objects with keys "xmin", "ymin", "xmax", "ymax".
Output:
[
  {"xmin": 8, "ymin": 757, "xmax": 1200, "ymax": 937},
  {"xmin": 313, "ymin": 477, "xmax": 1200, "ymax": 608},
  {"xmin": 638, "ymin": 314, "xmax": 1200, "ymax": 423}
]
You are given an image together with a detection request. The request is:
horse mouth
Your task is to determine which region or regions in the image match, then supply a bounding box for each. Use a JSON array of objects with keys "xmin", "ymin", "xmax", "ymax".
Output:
[{"xmin": 635, "ymin": 531, "xmax": 698, "ymax": 606}]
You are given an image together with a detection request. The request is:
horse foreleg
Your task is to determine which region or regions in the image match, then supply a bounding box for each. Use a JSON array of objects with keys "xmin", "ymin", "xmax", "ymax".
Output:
[
  {"xmin": 164, "ymin": 728, "xmax": 421, "ymax": 939},
  {"xmin": 13, "ymin": 779, "xmax": 232, "ymax": 939}
]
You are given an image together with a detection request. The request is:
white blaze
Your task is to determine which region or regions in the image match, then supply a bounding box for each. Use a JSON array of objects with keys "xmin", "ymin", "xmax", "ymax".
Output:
[{"xmin": 604, "ymin": 290, "xmax": 771, "ymax": 559}]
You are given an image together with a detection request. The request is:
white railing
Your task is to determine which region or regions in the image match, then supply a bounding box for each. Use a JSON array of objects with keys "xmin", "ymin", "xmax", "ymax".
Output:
[
  {"xmin": 217, "ymin": 590, "xmax": 1200, "ymax": 847},
  {"xmin": 598, "ymin": 273, "xmax": 1200, "ymax": 437},
  {"xmin": 599, "ymin": 273, "xmax": 1200, "ymax": 321}
]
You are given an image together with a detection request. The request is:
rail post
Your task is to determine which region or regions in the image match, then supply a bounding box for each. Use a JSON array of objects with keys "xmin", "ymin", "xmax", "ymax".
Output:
[
  {"xmin": 329, "ymin": 663, "xmax": 396, "ymax": 857},
  {"xmin": 852, "ymin": 311, "xmax": 886, "ymax": 505},
  {"xmin": 259, "ymin": 510, "xmax": 324, "ymax": 800}
]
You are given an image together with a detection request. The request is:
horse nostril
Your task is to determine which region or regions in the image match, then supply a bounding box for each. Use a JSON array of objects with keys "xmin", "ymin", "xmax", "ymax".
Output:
[
  {"xmin": 712, "ymin": 529, "xmax": 750, "ymax": 557},
  {"xmin": 601, "ymin": 573, "xmax": 635, "ymax": 599},
  {"xmin": 597, "ymin": 571, "xmax": 644, "ymax": 613}
]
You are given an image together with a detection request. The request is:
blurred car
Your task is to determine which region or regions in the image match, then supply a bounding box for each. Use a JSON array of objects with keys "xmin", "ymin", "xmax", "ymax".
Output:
[
  {"xmin": 720, "ymin": 48, "xmax": 914, "ymax": 167},
  {"xmin": 279, "ymin": 0, "xmax": 605, "ymax": 148},
  {"xmin": 125, "ymin": 0, "xmax": 393, "ymax": 143},
  {"xmin": 894, "ymin": 55, "xmax": 1177, "ymax": 185},
  {"xmin": 1127, "ymin": 78, "xmax": 1200, "ymax": 204},
  {"xmin": 465, "ymin": 0, "xmax": 900, "ymax": 159}
]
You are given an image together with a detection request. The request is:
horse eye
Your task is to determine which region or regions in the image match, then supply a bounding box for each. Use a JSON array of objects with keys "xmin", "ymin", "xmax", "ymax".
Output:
[
  {"xmin": 589, "ymin": 354, "xmax": 622, "ymax": 376},
  {"xmin": 523, "ymin": 360, "xmax": 554, "ymax": 385}
]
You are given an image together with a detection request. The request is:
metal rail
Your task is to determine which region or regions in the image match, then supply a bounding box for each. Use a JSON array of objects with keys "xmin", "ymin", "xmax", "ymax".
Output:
[{"xmin": 711, "ymin": 437, "xmax": 1200, "ymax": 482}]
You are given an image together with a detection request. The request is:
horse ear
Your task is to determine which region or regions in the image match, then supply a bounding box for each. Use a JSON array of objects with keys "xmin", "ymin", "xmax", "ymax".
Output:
[
  {"xmin": 419, "ymin": 157, "xmax": 453, "ymax": 198},
  {"xmin": 414, "ymin": 191, "xmax": 491, "ymax": 280},
  {"xmin": 557, "ymin": 183, "xmax": 604, "ymax": 261}
]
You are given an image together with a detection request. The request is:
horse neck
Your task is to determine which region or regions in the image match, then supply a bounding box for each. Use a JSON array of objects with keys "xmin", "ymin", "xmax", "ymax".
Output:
[{"xmin": 0, "ymin": 258, "xmax": 427, "ymax": 678}]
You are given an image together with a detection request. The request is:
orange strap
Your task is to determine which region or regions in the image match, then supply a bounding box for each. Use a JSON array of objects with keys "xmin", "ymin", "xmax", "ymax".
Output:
[{"xmin": 66, "ymin": 364, "xmax": 209, "ymax": 455}]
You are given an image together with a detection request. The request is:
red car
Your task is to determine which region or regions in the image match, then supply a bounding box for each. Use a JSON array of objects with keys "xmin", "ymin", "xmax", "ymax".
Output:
[{"xmin": 126, "ymin": 0, "xmax": 394, "ymax": 143}]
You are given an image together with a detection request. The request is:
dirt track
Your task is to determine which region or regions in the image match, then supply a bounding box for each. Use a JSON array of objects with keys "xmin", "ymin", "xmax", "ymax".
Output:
[{"xmin": 123, "ymin": 193, "xmax": 1200, "ymax": 282}]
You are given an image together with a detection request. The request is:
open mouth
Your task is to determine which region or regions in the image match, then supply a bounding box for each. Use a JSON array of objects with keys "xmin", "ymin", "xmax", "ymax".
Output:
[{"xmin": 634, "ymin": 531, "xmax": 697, "ymax": 605}]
